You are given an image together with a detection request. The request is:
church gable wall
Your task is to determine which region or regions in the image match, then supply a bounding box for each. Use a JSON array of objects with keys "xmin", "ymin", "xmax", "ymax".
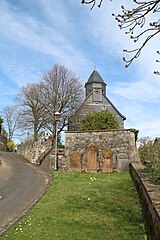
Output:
[{"xmin": 68, "ymin": 94, "xmax": 124, "ymax": 130}]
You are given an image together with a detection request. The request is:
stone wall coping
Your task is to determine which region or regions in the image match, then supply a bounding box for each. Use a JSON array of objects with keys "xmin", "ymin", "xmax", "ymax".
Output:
[
  {"xmin": 133, "ymin": 164, "xmax": 160, "ymax": 209},
  {"xmin": 130, "ymin": 163, "xmax": 160, "ymax": 239},
  {"xmin": 131, "ymin": 162, "xmax": 145, "ymax": 172},
  {"xmin": 65, "ymin": 128, "xmax": 137, "ymax": 134}
]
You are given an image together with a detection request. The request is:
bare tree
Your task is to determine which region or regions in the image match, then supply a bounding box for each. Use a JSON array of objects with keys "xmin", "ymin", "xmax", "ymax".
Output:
[
  {"xmin": 1, "ymin": 106, "xmax": 19, "ymax": 140},
  {"xmin": 16, "ymin": 65, "xmax": 83, "ymax": 143},
  {"xmin": 41, "ymin": 64, "xmax": 83, "ymax": 141},
  {"xmin": 0, "ymin": 116, "xmax": 3, "ymax": 135},
  {"xmin": 16, "ymin": 83, "xmax": 46, "ymax": 142},
  {"xmin": 82, "ymin": 0, "xmax": 160, "ymax": 73}
]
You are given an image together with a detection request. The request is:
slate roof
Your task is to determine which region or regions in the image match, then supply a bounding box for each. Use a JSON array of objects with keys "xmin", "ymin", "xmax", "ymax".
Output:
[
  {"xmin": 103, "ymin": 95, "xmax": 126, "ymax": 121},
  {"xmin": 85, "ymin": 70, "xmax": 106, "ymax": 86},
  {"xmin": 84, "ymin": 70, "xmax": 126, "ymax": 120}
]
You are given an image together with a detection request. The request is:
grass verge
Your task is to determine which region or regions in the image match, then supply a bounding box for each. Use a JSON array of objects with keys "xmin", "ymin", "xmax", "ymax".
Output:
[{"xmin": 2, "ymin": 172, "xmax": 147, "ymax": 240}]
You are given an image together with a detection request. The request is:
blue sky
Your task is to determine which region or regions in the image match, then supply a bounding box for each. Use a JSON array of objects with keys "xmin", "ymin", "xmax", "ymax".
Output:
[{"xmin": 0, "ymin": 0, "xmax": 160, "ymax": 141}]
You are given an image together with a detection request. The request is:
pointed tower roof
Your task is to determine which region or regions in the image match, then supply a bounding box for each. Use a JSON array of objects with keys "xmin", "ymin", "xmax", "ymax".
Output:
[{"xmin": 85, "ymin": 70, "xmax": 106, "ymax": 86}]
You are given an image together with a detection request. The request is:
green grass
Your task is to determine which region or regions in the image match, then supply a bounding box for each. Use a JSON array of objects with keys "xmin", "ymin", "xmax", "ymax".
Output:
[{"xmin": 2, "ymin": 172, "xmax": 147, "ymax": 240}]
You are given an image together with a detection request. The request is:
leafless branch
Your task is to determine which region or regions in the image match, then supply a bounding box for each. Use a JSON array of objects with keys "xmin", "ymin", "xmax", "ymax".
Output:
[
  {"xmin": 154, "ymin": 50, "xmax": 160, "ymax": 74},
  {"xmin": 81, "ymin": 0, "xmax": 104, "ymax": 10},
  {"xmin": 113, "ymin": 1, "xmax": 160, "ymax": 69},
  {"xmin": 123, "ymin": 29, "xmax": 160, "ymax": 67},
  {"xmin": 81, "ymin": 0, "xmax": 160, "ymax": 72}
]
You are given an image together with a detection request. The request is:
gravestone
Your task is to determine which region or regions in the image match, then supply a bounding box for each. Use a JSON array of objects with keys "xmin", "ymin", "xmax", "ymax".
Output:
[
  {"xmin": 117, "ymin": 153, "xmax": 129, "ymax": 172},
  {"xmin": 68, "ymin": 152, "xmax": 81, "ymax": 172},
  {"xmin": 86, "ymin": 143, "xmax": 98, "ymax": 172},
  {"xmin": 103, "ymin": 158, "xmax": 113, "ymax": 173},
  {"xmin": 102, "ymin": 148, "xmax": 113, "ymax": 173}
]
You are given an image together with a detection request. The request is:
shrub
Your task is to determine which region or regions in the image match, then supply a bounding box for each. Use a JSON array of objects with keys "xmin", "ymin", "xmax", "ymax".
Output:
[
  {"xmin": 145, "ymin": 161, "xmax": 160, "ymax": 184},
  {"xmin": 138, "ymin": 137, "xmax": 160, "ymax": 184},
  {"xmin": 138, "ymin": 137, "xmax": 154, "ymax": 165},
  {"xmin": 7, "ymin": 140, "xmax": 15, "ymax": 152},
  {"xmin": 80, "ymin": 110, "xmax": 119, "ymax": 130}
]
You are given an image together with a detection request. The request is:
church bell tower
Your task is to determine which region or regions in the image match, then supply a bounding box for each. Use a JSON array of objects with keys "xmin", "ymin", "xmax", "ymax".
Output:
[{"xmin": 85, "ymin": 70, "xmax": 106, "ymax": 102}]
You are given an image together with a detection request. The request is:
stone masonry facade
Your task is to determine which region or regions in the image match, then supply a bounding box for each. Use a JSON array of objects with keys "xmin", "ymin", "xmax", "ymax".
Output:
[{"xmin": 65, "ymin": 129, "xmax": 140, "ymax": 172}]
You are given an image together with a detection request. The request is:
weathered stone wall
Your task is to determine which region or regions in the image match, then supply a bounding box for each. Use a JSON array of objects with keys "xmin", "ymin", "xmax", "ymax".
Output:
[
  {"xmin": 0, "ymin": 135, "xmax": 7, "ymax": 151},
  {"xmin": 130, "ymin": 163, "xmax": 160, "ymax": 240},
  {"xmin": 17, "ymin": 129, "xmax": 139, "ymax": 172},
  {"xmin": 17, "ymin": 140, "xmax": 66, "ymax": 168},
  {"xmin": 17, "ymin": 140, "xmax": 52, "ymax": 164},
  {"xmin": 65, "ymin": 129, "xmax": 139, "ymax": 172}
]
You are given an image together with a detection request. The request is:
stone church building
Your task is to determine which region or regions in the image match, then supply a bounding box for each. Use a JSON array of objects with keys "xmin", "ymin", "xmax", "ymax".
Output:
[
  {"xmin": 17, "ymin": 70, "xmax": 139, "ymax": 173},
  {"xmin": 68, "ymin": 70, "xmax": 126, "ymax": 130}
]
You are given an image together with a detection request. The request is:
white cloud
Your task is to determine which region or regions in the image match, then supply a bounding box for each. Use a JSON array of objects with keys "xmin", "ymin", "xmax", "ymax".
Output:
[
  {"xmin": 136, "ymin": 120, "xmax": 160, "ymax": 139},
  {"xmin": 110, "ymin": 77, "xmax": 160, "ymax": 102},
  {"xmin": 0, "ymin": 0, "xmax": 92, "ymax": 85},
  {"xmin": 0, "ymin": 61, "xmax": 43, "ymax": 87},
  {"xmin": 38, "ymin": 0, "xmax": 74, "ymax": 31},
  {"xmin": 109, "ymin": 93, "xmax": 160, "ymax": 139}
]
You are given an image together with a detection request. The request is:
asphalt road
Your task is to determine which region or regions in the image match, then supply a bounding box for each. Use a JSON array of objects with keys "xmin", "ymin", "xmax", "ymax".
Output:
[{"xmin": 0, "ymin": 152, "xmax": 50, "ymax": 235}]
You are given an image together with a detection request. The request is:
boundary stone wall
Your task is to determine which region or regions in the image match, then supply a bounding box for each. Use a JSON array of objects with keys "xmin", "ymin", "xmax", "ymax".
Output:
[
  {"xmin": 17, "ymin": 140, "xmax": 65, "ymax": 168},
  {"xmin": 17, "ymin": 140, "xmax": 52, "ymax": 164},
  {"xmin": 130, "ymin": 163, "xmax": 160, "ymax": 239},
  {"xmin": 17, "ymin": 129, "xmax": 139, "ymax": 172},
  {"xmin": 0, "ymin": 135, "xmax": 7, "ymax": 151},
  {"xmin": 65, "ymin": 129, "xmax": 139, "ymax": 172}
]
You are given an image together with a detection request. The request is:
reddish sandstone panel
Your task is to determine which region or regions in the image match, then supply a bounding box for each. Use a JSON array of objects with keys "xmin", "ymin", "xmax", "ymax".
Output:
[
  {"xmin": 86, "ymin": 143, "xmax": 98, "ymax": 172},
  {"xmin": 102, "ymin": 149, "xmax": 113, "ymax": 173},
  {"xmin": 68, "ymin": 152, "xmax": 81, "ymax": 172},
  {"xmin": 102, "ymin": 158, "xmax": 113, "ymax": 173}
]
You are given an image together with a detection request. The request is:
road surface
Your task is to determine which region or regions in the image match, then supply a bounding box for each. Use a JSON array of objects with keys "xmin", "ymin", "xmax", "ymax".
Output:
[{"xmin": 0, "ymin": 152, "xmax": 50, "ymax": 235}]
